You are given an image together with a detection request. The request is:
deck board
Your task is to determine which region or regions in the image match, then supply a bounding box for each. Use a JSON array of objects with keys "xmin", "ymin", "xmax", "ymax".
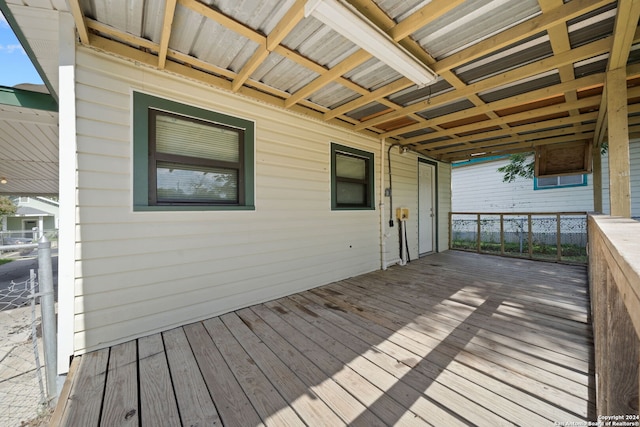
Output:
[{"xmin": 53, "ymin": 251, "xmax": 596, "ymax": 426}]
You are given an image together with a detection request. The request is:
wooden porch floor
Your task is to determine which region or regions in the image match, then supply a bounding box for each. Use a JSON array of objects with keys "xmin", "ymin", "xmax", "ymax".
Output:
[{"xmin": 52, "ymin": 251, "xmax": 594, "ymax": 426}]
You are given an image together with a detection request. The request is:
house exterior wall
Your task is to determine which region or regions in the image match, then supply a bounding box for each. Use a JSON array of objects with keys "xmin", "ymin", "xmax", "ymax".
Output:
[
  {"xmin": 70, "ymin": 47, "xmax": 450, "ymax": 354},
  {"xmin": 452, "ymin": 139, "xmax": 640, "ymax": 217},
  {"xmin": 382, "ymin": 148, "xmax": 451, "ymax": 266},
  {"xmin": 452, "ymin": 157, "xmax": 595, "ymax": 213},
  {"xmin": 6, "ymin": 216, "xmax": 55, "ymax": 231},
  {"xmin": 3, "ymin": 197, "xmax": 58, "ymax": 232}
]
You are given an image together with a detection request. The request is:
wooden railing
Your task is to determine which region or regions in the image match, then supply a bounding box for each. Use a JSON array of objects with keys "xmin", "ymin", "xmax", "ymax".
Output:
[
  {"xmin": 449, "ymin": 212, "xmax": 588, "ymax": 263},
  {"xmin": 589, "ymin": 215, "xmax": 640, "ymax": 416}
]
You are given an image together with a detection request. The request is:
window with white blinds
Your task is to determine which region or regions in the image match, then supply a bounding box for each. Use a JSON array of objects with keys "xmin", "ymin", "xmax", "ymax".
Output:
[
  {"xmin": 133, "ymin": 91, "xmax": 254, "ymax": 211},
  {"xmin": 149, "ymin": 111, "xmax": 243, "ymax": 205}
]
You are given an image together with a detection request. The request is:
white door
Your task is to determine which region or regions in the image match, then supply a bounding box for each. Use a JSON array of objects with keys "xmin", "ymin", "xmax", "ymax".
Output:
[{"xmin": 419, "ymin": 161, "xmax": 435, "ymax": 254}]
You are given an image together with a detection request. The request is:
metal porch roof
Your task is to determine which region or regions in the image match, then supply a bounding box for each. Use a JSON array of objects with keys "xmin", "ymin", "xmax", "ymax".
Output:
[{"xmin": 2, "ymin": 0, "xmax": 640, "ymax": 191}]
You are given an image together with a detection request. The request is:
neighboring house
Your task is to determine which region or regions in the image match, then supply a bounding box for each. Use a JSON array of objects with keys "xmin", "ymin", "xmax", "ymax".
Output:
[
  {"xmin": 452, "ymin": 139, "xmax": 640, "ymax": 218},
  {"xmin": 1, "ymin": 196, "xmax": 59, "ymax": 238}
]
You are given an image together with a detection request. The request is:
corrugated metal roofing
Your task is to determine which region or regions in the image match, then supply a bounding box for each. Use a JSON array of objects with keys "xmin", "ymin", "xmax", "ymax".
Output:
[
  {"xmin": 455, "ymin": 33, "xmax": 553, "ymax": 85},
  {"xmin": 19, "ymin": 0, "xmax": 637, "ymax": 164},
  {"xmin": 388, "ymin": 79, "xmax": 453, "ymax": 107},
  {"xmin": 416, "ymin": 99, "xmax": 476, "ymax": 120},
  {"xmin": 479, "ymin": 72, "xmax": 562, "ymax": 104},
  {"xmin": 411, "ymin": 0, "xmax": 541, "ymax": 60},
  {"xmin": 567, "ymin": 3, "xmax": 616, "ymax": 49}
]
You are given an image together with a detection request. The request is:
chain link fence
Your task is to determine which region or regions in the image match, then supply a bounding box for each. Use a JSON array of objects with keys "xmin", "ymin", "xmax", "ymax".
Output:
[
  {"xmin": 0, "ymin": 240, "xmax": 55, "ymax": 427},
  {"xmin": 449, "ymin": 212, "xmax": 588, "ymax": 263}
]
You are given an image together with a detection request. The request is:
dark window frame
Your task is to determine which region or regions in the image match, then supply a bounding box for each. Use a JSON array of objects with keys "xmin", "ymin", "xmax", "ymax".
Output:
[
  {"xmin": 331, "ymin": 143, "xmax": 375, "ymax": 210},
  {"xmin": 133, "ymin": 92, "xmax": 255, "ymax": 211}
]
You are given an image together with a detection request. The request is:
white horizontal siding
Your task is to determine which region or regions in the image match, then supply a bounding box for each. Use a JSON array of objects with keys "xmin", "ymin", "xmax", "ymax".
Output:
[
  {"xmin": 382, "ymin": 146, "xmax": 450, "ymax": 266},
  {"xmin": 452, "ymin": 139, "xmax": 640, "ymax": 218},
  {"xmin": 73, "ymin": 48, "xmax": 394, "ymax": 353},
  {"xmin": 452, "ymin": 156, "xmax": 595, "ymax": 213}
]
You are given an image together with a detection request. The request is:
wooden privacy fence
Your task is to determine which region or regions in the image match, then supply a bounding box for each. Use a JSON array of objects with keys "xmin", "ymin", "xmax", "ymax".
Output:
[
  {"xmin": 449, "ymin": 212, "xmax": 588, "ymax": 263},
  {"xmin": 589, "ymin": 215, "xmax": 640, "ymax": 416}
]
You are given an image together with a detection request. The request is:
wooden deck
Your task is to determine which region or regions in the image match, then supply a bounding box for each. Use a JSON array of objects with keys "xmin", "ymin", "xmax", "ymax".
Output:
[{"xmin": 52, "ymin": 251, "xmax": 594, "ymax": 426}]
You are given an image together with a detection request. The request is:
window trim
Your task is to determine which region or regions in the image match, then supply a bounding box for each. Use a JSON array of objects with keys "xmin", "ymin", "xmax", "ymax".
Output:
[
  {"xmin": 331, "ymin": 143, "xmax": 375, "ymax": 210},
  {"xmin": 533, "ymin": 174, "xmax": 588, "ymax": 190},
  {"xmin": 133, "ymin": 92, "xmax": 255, "ymax": 211}
]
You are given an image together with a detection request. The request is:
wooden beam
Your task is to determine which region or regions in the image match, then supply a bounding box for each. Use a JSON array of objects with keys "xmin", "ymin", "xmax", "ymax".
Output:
[
  {"xmin": 285, "ymin": 50, "xmax": 371, "ymax": 108},
  {"xmin": 389, "ymin": 0, "xmax": 466, "ymax": 41},
  {"xmin": 406, "ymin": 95, "xmax": 601, "ymax": 145},
  {"xmin": 232, "ymin": 43, "xmax": 269, "ymax": 92},
  {"xmin": 417, "ymin": 111, "xmax": 600, "ymax": 150},
  {"xmin": 593, "ymin": 147, "xmax": 603, "ymax": 213},
  {"xmin": 382, "ymin": 72, "xmax": 604, "ymax": 138},
  {"xmin": 434, "ymin": 0, "xmax": 614, "ymax": 74},
  {"xmin": 67, "ymin": 0, "xmax": 90, "ymax": 45},
  {"xmin": 432, "ymin": 124, "xmax": 596, "ymax": 157},
  {"xmin": 178, "ymin": 0, "xmax": 263, "ymax": 44},
  {"xmin": 442, "ymin": 134, "xmax": 596, "ymax": 162},
  {"xmin": 356, "ymin": 36, "xmax": 612, "ymax": 130},
  {"xmin": 158, "ymin": 0, "xmax": 177, "ymax": 69},
  {"xmin": 593, "ymin": 1, "xmax": 640, "ymax": 146},
  {"xmin": 324, "ymin": 77, "xmax": 414, "ymax": 120},
  {"xmin": 232, "ymin": 0, "xmax": 306, "ymax": 92},
  {"xmin": 607, "ymin": 68, "xmax": 631, "ymax": 217},
  {"xmin": 608, "ymin": 0, "xmax": 640, "ymax": 70},
  {"xmin": 266, "ymin": 0, "xmax": 306, "ymax": 51}
]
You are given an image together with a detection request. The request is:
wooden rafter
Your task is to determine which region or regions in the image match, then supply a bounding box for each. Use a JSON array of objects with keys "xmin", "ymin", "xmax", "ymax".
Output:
[
  {"xmin": 593, "ymin": 0, "xmax": 640, "ymax": 146},
  {"xmin": 382, "ymin": 73, "xmax": 605, "ymax": 139},
  {"xmin": 67, "ymin": 0, "xmax": 90, "ymax": 45},
  {"xmin": 158, "ymin": 0, "xmax": 177, "ymax": 69},
  {"xmin": 356, "ymin": 36, "xmax": 613, "ymax": 131},
  {"xmin": 435, "ymin": 0, "xmax": 613, "ymax": 74},
  {"xmin": 417, "ymin": 111, "xmax": 600, "ymax": 151},
  {"xmin": 66, "ymin": 0, "xmax": 640, "ymax": 161},
  {"xmin": 232, "ymin": 0, "xmax": 306, "ymax": 92},
  {"xmin": 410, "ymin": 95, "xmax": 602, "ymax": 146}
]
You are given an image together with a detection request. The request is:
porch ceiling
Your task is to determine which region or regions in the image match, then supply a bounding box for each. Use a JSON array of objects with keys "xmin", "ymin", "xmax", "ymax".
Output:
[
  {"xmin": 2, "ymin": 0, "xmax": 640, "ymax": 179},
  {"xmin": 70, "ymin": 0, "xmax": 640, "ymax": 162},
  {"xmin": 0, "ymin": 86, "xmax": 58, "ymax": 196}
]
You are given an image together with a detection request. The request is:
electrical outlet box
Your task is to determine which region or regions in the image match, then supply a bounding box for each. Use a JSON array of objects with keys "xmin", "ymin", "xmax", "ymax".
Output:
[
  {"xmin": 384, "ymin": 188, "xmax": 391, "ymax": 197},
  {"xmin": 396, "ymin": 207, "xmax": 409, "ymax": 220}
]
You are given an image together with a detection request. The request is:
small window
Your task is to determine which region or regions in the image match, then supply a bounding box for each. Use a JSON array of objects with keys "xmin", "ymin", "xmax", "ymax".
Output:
[
  {"xmin": 133, "ymin": 92, "xmax": 254, "ymax": 211},
  {"xmin": 534, "ymin": 174, "xmax": 587, "ymax": 190},
  {"xmin": 331, "ymin": 143, "xmax": 374, "ymax": 210}
]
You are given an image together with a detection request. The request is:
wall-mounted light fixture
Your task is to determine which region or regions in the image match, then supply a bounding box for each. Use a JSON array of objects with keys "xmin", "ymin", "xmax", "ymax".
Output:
[
  {"xmin": 0, "ymin": 177, "xmax": 7, "ymax": 184},
  {"xmin": 305, "ymin": 0, "xmax": 438, "ymax": 87}
]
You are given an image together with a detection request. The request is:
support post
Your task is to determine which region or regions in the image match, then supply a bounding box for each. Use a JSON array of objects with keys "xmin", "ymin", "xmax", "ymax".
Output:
[
  {"xmin": 593, "ymin": 145, "xmax": 603, "ymax": 213},
  {"xmin": 606, "ymin": 68, "xmax": 631, "ymax": 217},
  {"xmin": 38, "ymin": 236, "xmax": 57, "ymax": 405},
  {"xmin": 528, "ymin": 214, "xmax": 533, "ymax": 259},
  {"xmin": 556, "ymin": 213, "xmax": 562, "ymax": 262}
]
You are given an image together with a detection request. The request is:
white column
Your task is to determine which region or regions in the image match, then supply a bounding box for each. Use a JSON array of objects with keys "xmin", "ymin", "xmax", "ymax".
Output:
[
  {"xmin": 57, "ymin": 11, "xmax": 77, "ymax": 375},
  {"xmin": 38, "ymin": 216, "xmax": 44, "ymax": 238}
]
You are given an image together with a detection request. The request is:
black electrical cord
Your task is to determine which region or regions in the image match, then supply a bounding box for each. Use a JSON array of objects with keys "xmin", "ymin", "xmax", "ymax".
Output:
[{"xmin": 387, "ymin": 143, "xmax": 401, "ymax": 228}]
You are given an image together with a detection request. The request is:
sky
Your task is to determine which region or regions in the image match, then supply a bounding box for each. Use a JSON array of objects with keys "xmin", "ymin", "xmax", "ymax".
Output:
[{"xmin": 0, "ymin": 11, "xmax": 43, "ymax": 87}]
